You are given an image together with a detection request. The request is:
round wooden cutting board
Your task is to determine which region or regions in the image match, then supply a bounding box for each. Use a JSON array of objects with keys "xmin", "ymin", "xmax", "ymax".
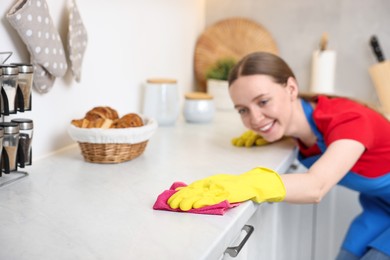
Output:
[{"xmin": 194, "ymin": 17, "xmax": 279, "ymax": 91}]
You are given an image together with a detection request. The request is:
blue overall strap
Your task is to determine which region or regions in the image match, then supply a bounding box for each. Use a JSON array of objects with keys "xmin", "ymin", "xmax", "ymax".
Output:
[
  {"xmin": 297, "ymin": 99, "xmax": 326, "ymax": 168},
  {"xmin": 300, "ymin": 99, "xmax": 325, "ymax": 150}
]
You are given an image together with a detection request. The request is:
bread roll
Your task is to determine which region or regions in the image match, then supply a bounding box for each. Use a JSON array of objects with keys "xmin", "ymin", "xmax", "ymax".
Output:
[
  {"xmin": 81, "ymin": 119, "xmax": 90, "ymax": 128},
  {"xmin": 85, "ymin": 118, "xmax": 113, "ymax": 128},
  {"xmin": 112, "ymin": 113, "xmax": 144, "ymax": 128},
  {"xmin": 71, "ymin": 119, "xmax": 84, "ymax": 127},
  {"xmin": 71, "ymin": 107, "xmax": 143, "ymax": 129},
  {"xmin": 85, "ymin": 106, "xmax": 119, "ymax": 121}
]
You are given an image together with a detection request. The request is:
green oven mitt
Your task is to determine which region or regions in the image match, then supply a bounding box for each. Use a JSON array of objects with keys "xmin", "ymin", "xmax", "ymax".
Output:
[
  {"xmin": 168, "ymin": 167, "xmax": 286, "ymax": 211},
  {"xmin": 232, "ymin": 130, "xmax": 269, "ymax": 147}
]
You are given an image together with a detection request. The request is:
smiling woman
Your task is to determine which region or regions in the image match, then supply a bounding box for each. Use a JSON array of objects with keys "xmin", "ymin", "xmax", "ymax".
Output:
[
  {"xmin": 167, "ymin": 51, "xmax": 390, "ymax": 260},
  {"xmin": 226, "ymin": 52, "xmax": 390, "ymax": 260}
]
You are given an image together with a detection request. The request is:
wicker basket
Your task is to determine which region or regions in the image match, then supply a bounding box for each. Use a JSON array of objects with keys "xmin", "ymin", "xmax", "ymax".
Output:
[
  {"xmin": 68, "ymin": 116, "xmax": 157, "ymax": 164},
  {"xmin": 77, "ymin": 141, "xmax": 148, "ymax": 163}
]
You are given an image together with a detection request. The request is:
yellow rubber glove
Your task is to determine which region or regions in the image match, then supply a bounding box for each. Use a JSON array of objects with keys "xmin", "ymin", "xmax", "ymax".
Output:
[
  {"xmin": 168, "ymin": 167, "xmax": 286, "ymax": 211},
  {"xmin": 231, "ymin": 130, "xmax": 269, "ymax": 147}
]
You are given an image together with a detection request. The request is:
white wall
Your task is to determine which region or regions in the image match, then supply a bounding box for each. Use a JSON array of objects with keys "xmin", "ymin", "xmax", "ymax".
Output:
[
  {"xmin": 0, "ymin": 0, "xmax": 205, "ymax": 159},
  {"xmin": 205, "ymin": 0, "xmax": 390, "ymax": 105}
]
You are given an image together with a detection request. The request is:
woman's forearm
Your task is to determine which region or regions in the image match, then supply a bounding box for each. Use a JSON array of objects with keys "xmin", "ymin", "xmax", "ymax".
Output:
[
  {"xmin": 280, "ymin": 140, "xmax": 365, "ymax": 204},
  {"xmin": 281, "ymin": 172, "xmax": 325, "ymax": 203}
]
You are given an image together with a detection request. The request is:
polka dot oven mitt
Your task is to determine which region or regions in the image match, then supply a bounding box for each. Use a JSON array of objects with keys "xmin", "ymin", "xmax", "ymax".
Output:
[
  {"xmin": 67, "ymin": 0, "xmax": 88, "ymax": 82},
  {"xmin": 7, "ymin": 0, "xmax": 68, "ymax": 93}
]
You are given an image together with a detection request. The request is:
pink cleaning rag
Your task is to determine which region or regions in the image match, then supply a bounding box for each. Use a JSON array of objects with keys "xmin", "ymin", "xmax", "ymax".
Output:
[{"xmin": 153, "ymin": 182, "xmax": 240, "ymax": 215}]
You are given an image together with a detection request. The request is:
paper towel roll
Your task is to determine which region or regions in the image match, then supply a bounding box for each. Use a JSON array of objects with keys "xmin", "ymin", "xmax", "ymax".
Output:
[
  {"xmin": 310, "ymin": 50, "xmax": 337, "ymax": 94},
  {"xmin": 369, "ymin": 61, "xmax": 390, "ymax": 116}
]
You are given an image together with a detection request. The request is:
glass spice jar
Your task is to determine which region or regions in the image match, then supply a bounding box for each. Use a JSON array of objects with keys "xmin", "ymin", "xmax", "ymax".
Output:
[
  {"xmin": 11, "ymin": 63, "xmax": 33, "ymax": 111},
  {"xmin": 11, "ymin": 118, "xmax": 33, "ymax": 166},
  {"xmin": 0, "ymin": 128, "xmax": 4, "ymax": 174},
  {"xmin": 0, "ymin": 65, "xmax": 19, "ymax": 114},
  {"xmin": 0, "ymin": 122, "xmax": 20, "ymax": 172}
]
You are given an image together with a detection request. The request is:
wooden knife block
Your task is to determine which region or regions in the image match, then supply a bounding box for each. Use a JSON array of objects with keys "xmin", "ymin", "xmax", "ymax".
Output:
[{"xmin": 369, "ymin": 60, "xmax": 390, "ymax": 115}]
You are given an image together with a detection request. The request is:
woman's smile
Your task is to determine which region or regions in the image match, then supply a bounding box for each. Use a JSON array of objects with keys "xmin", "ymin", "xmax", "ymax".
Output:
[{"xmin": 258, "ymin": 120, "xmax": 275, "ymax": 132}]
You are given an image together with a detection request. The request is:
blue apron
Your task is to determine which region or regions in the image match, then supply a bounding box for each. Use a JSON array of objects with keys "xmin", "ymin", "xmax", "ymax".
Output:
[{"xmin": 298, "ymin": 99, "xmax": 390, "ymax": 257}]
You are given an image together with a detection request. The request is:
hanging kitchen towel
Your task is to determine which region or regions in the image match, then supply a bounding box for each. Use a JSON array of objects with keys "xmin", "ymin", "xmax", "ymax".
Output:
[
  {"xmin": 7, "ymin": 0, "xmax": 68, "ymax": 93},
  {"xmin": 67, "ymin": 0, "xmax": 88, "ymax": 82},
  {"xmin": 153, "ymin": 182, "xmax": 240, "ymax": 215}
]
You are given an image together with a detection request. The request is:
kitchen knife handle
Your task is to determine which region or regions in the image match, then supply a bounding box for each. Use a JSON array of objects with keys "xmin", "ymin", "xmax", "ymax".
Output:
[{"xmin": 370, "ymin": 35, "xmax": 385, "ymax": 62}]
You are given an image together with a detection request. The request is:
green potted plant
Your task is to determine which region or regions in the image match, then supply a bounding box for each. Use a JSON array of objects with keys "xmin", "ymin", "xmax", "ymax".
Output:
[
  {"xmin": 206, "ymin": 58, "xmax": 236, "ymax": 81},
  {"xmin": 206, "ymin": 58, "xmax": 236, "ymax": 110}
]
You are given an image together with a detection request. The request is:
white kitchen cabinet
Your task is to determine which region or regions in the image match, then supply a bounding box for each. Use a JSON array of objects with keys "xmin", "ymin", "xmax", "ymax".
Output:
[
  {"xmin": 220, "ymin": 198, "xmax": 315, "ymax": 260},
  {"xmin": 220, "ymin": 161, "xmax": 315, "ymax": 260},
  {"xmin": 314, "ymin": 185, "xmax": 361, "ymax": 260},
  {"xmin": 287, "ymin": 163, "xmax": 361, "ymax": 260},
  {"xmin": 243, "ymin": 201, "xmax": 315, "ymax": 260}
]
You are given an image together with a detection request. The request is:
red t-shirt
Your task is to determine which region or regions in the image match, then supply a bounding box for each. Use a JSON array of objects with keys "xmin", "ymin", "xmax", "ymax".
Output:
[{"xmin": 298, "ymin": 95, "xmax": 390, "ymax": 178}]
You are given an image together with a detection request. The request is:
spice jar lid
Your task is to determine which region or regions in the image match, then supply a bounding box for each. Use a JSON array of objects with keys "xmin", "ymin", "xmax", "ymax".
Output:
[
  {"xmin": 0, "ymin": 64, "xmax": 19, "ymax": 75},
  {"xmin": 11, "ymin": 63, "xmax": 34, "ymax": 73},
  {"xmin": 11, "ymin": 118, "xmax": 33, "ymax": 130},
  {"xmin": 0, "ymin": 122, "xmax": 19, "ymax": 134},
  {"xmin": 146, "ymin": 78, "xmax": 177, "ymax": 84},
  {"xmin": 185, "ymin": 92, "xmax": 213, "ymax": 100}
]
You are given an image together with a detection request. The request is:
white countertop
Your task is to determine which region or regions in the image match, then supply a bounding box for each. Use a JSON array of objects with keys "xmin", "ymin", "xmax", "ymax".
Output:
[{"xmin": 0, "ymin": 112, "xmax": 296, "ymax": 260}]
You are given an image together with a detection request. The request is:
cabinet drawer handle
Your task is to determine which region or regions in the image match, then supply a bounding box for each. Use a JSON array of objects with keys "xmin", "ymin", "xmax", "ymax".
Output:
[{"xmin": 224, "ymin": 225, "xmax": 254, "ymax": 257}]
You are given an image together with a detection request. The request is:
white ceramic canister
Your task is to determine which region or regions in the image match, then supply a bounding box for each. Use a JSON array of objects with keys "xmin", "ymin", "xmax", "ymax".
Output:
[
  {"xmin": 142, "ymin": 78, "xmax": 180, "ymax": 126},
  {"xmin": 183, "ymin": 92, "xmax": 215, "ymax": 123},
  {"xmin": 207, "ymin": 79, "xmax": 235, "ymax": 111}
]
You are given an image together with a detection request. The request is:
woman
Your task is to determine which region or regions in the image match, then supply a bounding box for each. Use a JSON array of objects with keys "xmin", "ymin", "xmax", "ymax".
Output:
[{"xmin": 168, "ymin": 52, "xmax": 390, "ymax": 260}]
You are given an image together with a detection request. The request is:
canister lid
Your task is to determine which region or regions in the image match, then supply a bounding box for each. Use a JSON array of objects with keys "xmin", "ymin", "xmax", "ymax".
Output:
[
  {"xmin": 146, "ymin": 78, "xmax": 177, "ymax": 84},
  {"xmin": 0, "ymin": 122, "xmax": 19, "ymax": 134},
  {"xmin": 0, "ymin": 64, "xmax": 19, "ymax": 75},
  {"xmin": 185, "ymin": 92, "xmax": 213, "ymax": 100},
  {"xmin": 11, "ymin": 63, "xmax": 34, "ymax": 73},
  {"xmin": 11, "ymin": 118, "xmax": 33, "ymax": 130}
]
